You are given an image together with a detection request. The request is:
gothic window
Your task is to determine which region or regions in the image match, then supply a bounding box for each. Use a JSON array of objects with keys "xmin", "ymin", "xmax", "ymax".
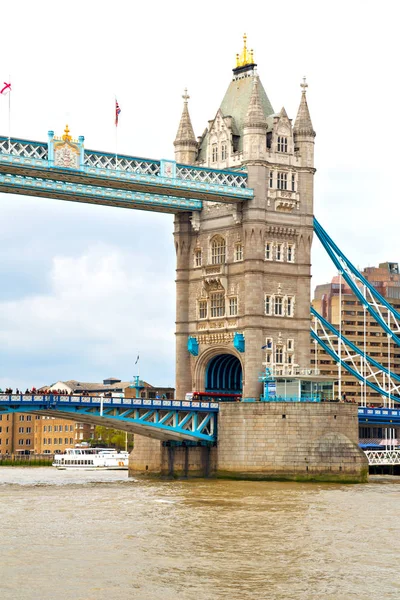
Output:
[
  {"xmin": 269, "ymin": 171, "xmax": 273, "ymax": 188},
  {"xmin": 274, "ymin": 296, "xmax": 283, "ymax": 316},
  {"xmin": 235, "ymin": 243, "xmax": 243, "ymax": 261},
  {"xmin": 287, "ymin": 296, "xmax": 294, "ymax": 317},
  {"xmin": 275, "ymin": 347, "xmax": 283, "ymax": 364},
  {"xmin": 210, "ymin": 293, "xmax": 225, "ymax": 317},
  {"xmin": 287, "ymin": 244, "xmax": 295, "ymax": 263},
  {"xmin": 287, "ymin": 339, "xmax": 294, "ymax": 351},
  {"xmin": 265, "ymin": 295, "xmax": 271, "ymax": 315},
  {"xmin": 229, "ymin": 297, "xmax": 238, "ymax": 316},
  {"xmin": 194, "ymin": 248, "xmax": 202, "ymax": 267},
  {"xmin": 199, "ymin": 300, "xmax": 207, "ymax": 320},
  {"xmin": 221, "ymin": 143, "xmax": 227, "ymax": 161},
  {"xmin": 277, "ymin": 172, "xmax": 288, "ymax": 190},
  {"xmin": 265, "ymin": 242, "xmax": 272, "ymax": 261},
  {"xmin": 211, "ymin": 236, "xmax": 226, "ymax": 265},
  {"xmin": 212, "ymin": 144, "xmax": 218, "ymax": 163},
  {"xmin": 287, "ymin": 354, "xmax": 293, "ymax": 365},
  {"xmin": 291, "ymin": 174, "xmax": 296, "ymax": 192},
  {"xmin": 276, "ymin": 243, "xmax": 283, "ymax": 261},
  {"xmin": 277, "ymin": 136, "xmax": 288, "ymax": 152}
]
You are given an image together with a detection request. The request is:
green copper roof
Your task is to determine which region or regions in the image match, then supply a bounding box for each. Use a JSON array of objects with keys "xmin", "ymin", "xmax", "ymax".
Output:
[{"xmin": 219, "ymin": 74, "xmax": 274, "ymax": 151}]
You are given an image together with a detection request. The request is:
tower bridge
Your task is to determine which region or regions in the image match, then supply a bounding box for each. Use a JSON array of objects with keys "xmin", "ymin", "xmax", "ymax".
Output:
[{"xmin": 3, "ymin": 35, "xmax": 397, "ymax": 479}]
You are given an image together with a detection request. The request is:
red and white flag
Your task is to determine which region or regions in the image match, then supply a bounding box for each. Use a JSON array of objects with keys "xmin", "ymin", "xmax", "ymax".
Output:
[{"xmin": 0, "ymin": 82, "xmax": 11, "ymax": 96}]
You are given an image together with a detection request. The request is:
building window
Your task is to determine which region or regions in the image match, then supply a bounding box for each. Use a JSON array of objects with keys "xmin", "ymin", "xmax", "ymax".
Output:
[
  {"xmin": 291, "ymin": 174, "xmax": 296, "ymax": 192},
  {"xmin": 265, "ymin": 242, "xmax": 272, "ymax": 261},
  {"xmin": 275, "ymin": 297, "xmax": 283, "ymax": 316},
  {"xmin": 43, "ymin": 439, "xmax": 47, "ymax": 445},
  {"xmin": 194, "ymin": 248, "xmax": 202, "ymax": 267},
  {"xmin": 70, "ymin": 438, "xmax": 74, "ymax": 444},
  {"xmin": 59, "ymin": 438, "xmax": 62, "ymax": 444},
  {"xmin": 265, "ymin": 295, "xmax": 271, "ymax": 315},
  {"xmin": 210, "ymin": 293, "xmax": 225, "ymax": 317},
  {"xmin": 287, "ymin": 244, "xmax": 295, "ymax": 263},
  {"xmin": 26, "ymin": 415, "xmax": 32, "ymax": 421},
  {"xmin": 229, "ymin": 297, "xmax": 238, "ymax": 316},
  {"xmin": 287, "ymin": 339, "xmax": 294, "ymax": 351},
  {"xmin": 275, "ymin": 347, "xmax": 283, "ymax": 364},
  {"xmin": 70, "ymin": 425, "xmax": 73, "ymax": 432},
  {"xmin": 277, "ymin": 136, "xmax": 288, "ymax": 152},
  {"xmin": 54, "ymin": 425, "xmax": 58, "ymax": 432},
  {"xmin": 235, "ymin": 243, "xmax": 243, "ymax": 261},
  {"xmin": 269, "ymin": 171, "xmax": 273, "ymax": 188},
  {"xmin": 276, "ymin": 243, "xmax": 283, "ymax": 261},
  {"xmin": 18, "ymin": 439, "xmax": 24, "ymax": 446},
  {"xmin": 221, "ymin": 143, "xmax": 227, "ymax": 161},
  {"xmin": 19, "ymin": 415, "xmax": 24, "ymax": 422},
  {"xmin": 26, "ymin": 439, "xmax": 31, "ymax": 446},
  {"xmin": 277, "ymin": 172, "xmax": 288, "ymax": 190},
  {"xmin": 211, "ymin": 237, "xmax": 226, "ymax": 265},
  {"xmin": 44, "ymin": 426, "xmax": 47, "ymax": 432},
  {"xmin": 18, "ymin": 427, "xmax": 24, "ymax": 433},
  {"xmin": 212, "ymin": 144, "xmax": 218, "ymax": 163},
  {"xmin": 287, "ymin": 296, "xmax": 294, "ymax": 317},
  {"xmin": 287, "ymin": 354, "xmax": 293, "ymax": 365},
  {"xmin": 26, "ymin": 427, "xmax": 31, "ymax": 434},
  {"xmin": 199, "ymin": 300, "xmax": 208, "ymax": 319},
  {"xmin": 48, "ymin": 426, "xmax": 52, "ymax": 432}
]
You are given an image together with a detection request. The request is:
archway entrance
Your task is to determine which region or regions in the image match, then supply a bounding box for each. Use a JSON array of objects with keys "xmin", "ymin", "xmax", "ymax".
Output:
[{"xmin": 205, "ymin": 354, "xmax": 242, "ymax": 393}]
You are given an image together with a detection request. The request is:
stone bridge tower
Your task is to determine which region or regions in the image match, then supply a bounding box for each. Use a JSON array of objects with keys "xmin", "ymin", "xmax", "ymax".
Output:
[{"xmin": 173, "ymin": 36, "xmax": 316, "ymax": 400}]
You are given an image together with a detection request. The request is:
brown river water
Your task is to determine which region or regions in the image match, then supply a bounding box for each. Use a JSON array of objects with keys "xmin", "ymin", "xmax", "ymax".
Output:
[{"xmin": 0, "ymin": 468, "xmax": 399, "ymax": 600}]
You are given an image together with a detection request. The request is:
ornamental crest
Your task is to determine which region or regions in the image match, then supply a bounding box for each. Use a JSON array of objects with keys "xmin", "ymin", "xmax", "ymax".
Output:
[{"xmin": 54, "ymin": 125, "xmax": 80, "ymax": 169}]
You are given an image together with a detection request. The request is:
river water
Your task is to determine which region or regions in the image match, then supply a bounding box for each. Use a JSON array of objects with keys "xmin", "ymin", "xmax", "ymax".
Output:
[{"xmin": 0, "ymin": 468, "xmax": 399, "ymax": 600}]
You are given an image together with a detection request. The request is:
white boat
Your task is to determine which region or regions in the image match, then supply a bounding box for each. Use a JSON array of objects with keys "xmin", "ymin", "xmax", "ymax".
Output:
[{"xmin": 52, "ymin": 447, "xmax": 129, "ymax": 470}]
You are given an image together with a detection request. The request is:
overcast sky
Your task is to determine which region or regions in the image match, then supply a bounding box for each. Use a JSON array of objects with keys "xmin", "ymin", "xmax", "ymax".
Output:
[{"xmin": 1, "ymin": 0, "xmax": 399, "ymax": 391}]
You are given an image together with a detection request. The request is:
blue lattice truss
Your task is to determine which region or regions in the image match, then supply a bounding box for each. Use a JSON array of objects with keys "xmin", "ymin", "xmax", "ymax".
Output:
[{"xmin": 0, "ymin": 395, "xmax": 218, "ymax": 443}]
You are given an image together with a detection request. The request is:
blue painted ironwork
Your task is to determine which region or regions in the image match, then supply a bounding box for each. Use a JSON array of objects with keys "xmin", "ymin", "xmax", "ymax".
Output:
[
  {"xmin": 205, "ymin": 354, "xmax": 242, "ymax": 393},
  {"xmin": 314, "ymin": 217, "xmax": 400, "ymax": 346},
  {"xmin": 187, "ymin": 336, "xmax": 199, "ymax": 356},
  {"xmin": 358, "ymin": 406, "xmax": 400, "ymax": 426},
  {"xmin": 0, "ymin": 135, "xmax": 253, "ymax": 207},
  {"xmin": 0, "ymin": 394, "xmax": 218, "ymax": 442},
  {"xmin": 233, "ymin": 332, "xmax": 245, "ymax": 353}
]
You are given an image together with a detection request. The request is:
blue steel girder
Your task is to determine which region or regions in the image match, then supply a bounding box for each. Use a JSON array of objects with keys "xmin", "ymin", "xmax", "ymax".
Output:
[
  {"xmin": 0, "ymin": 395, "xmax": 218, "ymax": 442},
  {"xmin": 0, "ymin": 137, "xmax": 253, "ymax": 207}
]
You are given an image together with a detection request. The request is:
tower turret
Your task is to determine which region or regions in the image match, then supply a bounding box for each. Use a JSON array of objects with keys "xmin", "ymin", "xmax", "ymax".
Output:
[
  {"xmin": 174, "ymin": 89, "xmax": 197, "ymax": 165},
  {"xmin": 293, "ymin": 77, "xmax": 316, "ymax": 169},
  {"xmin": 243, "ymin": 75, "xmax": 267, "ymax": 161}
]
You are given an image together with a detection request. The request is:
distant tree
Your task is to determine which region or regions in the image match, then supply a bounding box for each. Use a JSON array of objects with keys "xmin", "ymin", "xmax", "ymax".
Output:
[{"xmin": 93, "ymin": 426, "xmax": 133, "ymax": 451}]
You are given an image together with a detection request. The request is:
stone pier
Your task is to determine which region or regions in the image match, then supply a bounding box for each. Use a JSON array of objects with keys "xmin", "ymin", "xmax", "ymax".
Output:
[{"xmin": 129, "ymin": 403, "xmax": 368, "ymax": 483}]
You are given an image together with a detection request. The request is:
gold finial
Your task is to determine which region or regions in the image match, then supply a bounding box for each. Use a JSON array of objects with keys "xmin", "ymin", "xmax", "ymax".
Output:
[
  {"xmin": 301, "ymin": 76, "xmax": 308, "ymax": 94},
  {"xmin": 182, "ymin": 88, "xmax": 190, "ymax": 104},
  {"xmin": 235, "ymin": 33, "xmax": 255, "ymax": 68},
  {"xmin": 62, "ymin": 124, "xmax": 72, "ymax": 142}
]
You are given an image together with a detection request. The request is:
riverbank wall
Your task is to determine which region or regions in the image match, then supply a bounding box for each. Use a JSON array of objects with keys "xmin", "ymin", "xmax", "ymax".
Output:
[{"xmin": 129, "ymin": 403, "xmax": 368, "ymax": 482}]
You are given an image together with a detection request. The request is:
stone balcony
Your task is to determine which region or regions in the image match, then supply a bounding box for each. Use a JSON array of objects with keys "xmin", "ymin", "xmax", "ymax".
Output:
[{"xmin": 268, "ymin": 189, "xmax": 300, "ymax": 212}]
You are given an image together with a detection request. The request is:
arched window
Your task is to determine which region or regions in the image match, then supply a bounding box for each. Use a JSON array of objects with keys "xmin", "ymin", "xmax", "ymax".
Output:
[{"xmin": 211, "ymin": 236, "xmax": 226, "ymax": 264}]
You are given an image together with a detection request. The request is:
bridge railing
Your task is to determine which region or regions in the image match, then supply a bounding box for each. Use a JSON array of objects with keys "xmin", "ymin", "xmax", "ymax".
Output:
[{"xmin": 0, "ymin": 394, "xmax": 219, "ymax": 412}]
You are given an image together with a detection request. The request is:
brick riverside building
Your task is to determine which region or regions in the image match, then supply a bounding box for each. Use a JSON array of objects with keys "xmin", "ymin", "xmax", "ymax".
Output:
[
  {"xmin": 311, "ymin": 262, "xmax": 400, "ymax": 405},
  {"xmin": 173, "ymin": 36, "xmax": 315, "ymax": 399}
]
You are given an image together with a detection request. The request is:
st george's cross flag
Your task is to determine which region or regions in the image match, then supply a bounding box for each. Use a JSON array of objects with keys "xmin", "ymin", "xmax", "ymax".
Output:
[{"xmin": 0, "ymin": 82, "xmax": 11, "ymax": 96}]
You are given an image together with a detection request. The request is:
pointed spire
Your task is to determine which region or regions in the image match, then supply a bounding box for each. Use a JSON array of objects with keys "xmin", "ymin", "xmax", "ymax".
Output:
[
  {"xmin": 279, "ymin": 106, "xmax": 288, "ymax": 119},
  {"xmin": 294, "ymin": 77, "xmax": 315, "ymax": 137},
  {"xmin": 244, "ymin": 76, "xmax": 267, "ymax": 129},
  {"xmin": 174, "ymin": 88, "xmax": 197, "ymax": 147}
]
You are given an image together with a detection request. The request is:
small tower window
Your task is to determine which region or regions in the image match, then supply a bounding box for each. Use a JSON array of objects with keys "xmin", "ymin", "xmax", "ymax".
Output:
[
  {"xmin": 212, "ymin": 145, "xmax": 218, "ymax": 163},
  {"xmin": 274, "ymin": 297, "xmax": 283, "ymax": 316},
  {"xmin": 277, "ymin": 172, "xmax": 288, "ymax": 190},
  {"xmin": 276, "ymin": 243, "xmax": 283, "ymax": 261},
  {"xmin": 210, "ymin": 293, "xmax": 225, "ymax": 317},
  {"xmin": 287, "ymin": 339, "xmax": 294, "ymax": 351},
  {"xmin": 291, "ymin": 174, "xmax": 296, "ymax": 192},
  {"xmin": 287, "ymin": 244, "xmax": 295, "ymax": 263},
  {"xmin": 287, "ymin": 296, "xmax": 294, "ymax": 317},
  {"xmin": 277, "ymin": 136, "xmax": 288, "ymax": 152},
  {"xmin": 194, "ymin": 248, "xmax": 202, "ymax": 267},
  {"xmin": 199, "ymin": 300, "xmax": 207, "ymax": 319},
  {"xmin": 211, "ymin": 236, "xmax": 226, "ymax": 265},
  {"xmin": 265, "ymin": 295, "xmax": 271, "ymax": 315},
  {"xmin": 269, "ymin": 171, "xmax": 273, "ymax": 188},
  {"xmin": 221, "ymin": 143, "xmax": 227, "ymax": 161},
  {"xmin": 265, "ymin": 242, "xmax": 272, "ymax": 261},
  {"xmin": 229, "ymin": 297, "xmax": 238, "ymax": 316},
  {"xmin": 275, "ymin": 347, "xmax": 283, "ymax": 364},
  {"xmin": 235, "ymin": 243, "xmax": 243, "ymax": 261}
]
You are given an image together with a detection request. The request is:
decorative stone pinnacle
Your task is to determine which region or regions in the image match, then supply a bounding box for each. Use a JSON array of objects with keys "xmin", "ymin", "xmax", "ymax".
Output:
[
  {"xmin": 182, "ymin": 88, "xmax": 190, "ymax": 103},
  {"xmin": 301, "ymin": 76, "xmax": 308, "ymax": 94}
]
